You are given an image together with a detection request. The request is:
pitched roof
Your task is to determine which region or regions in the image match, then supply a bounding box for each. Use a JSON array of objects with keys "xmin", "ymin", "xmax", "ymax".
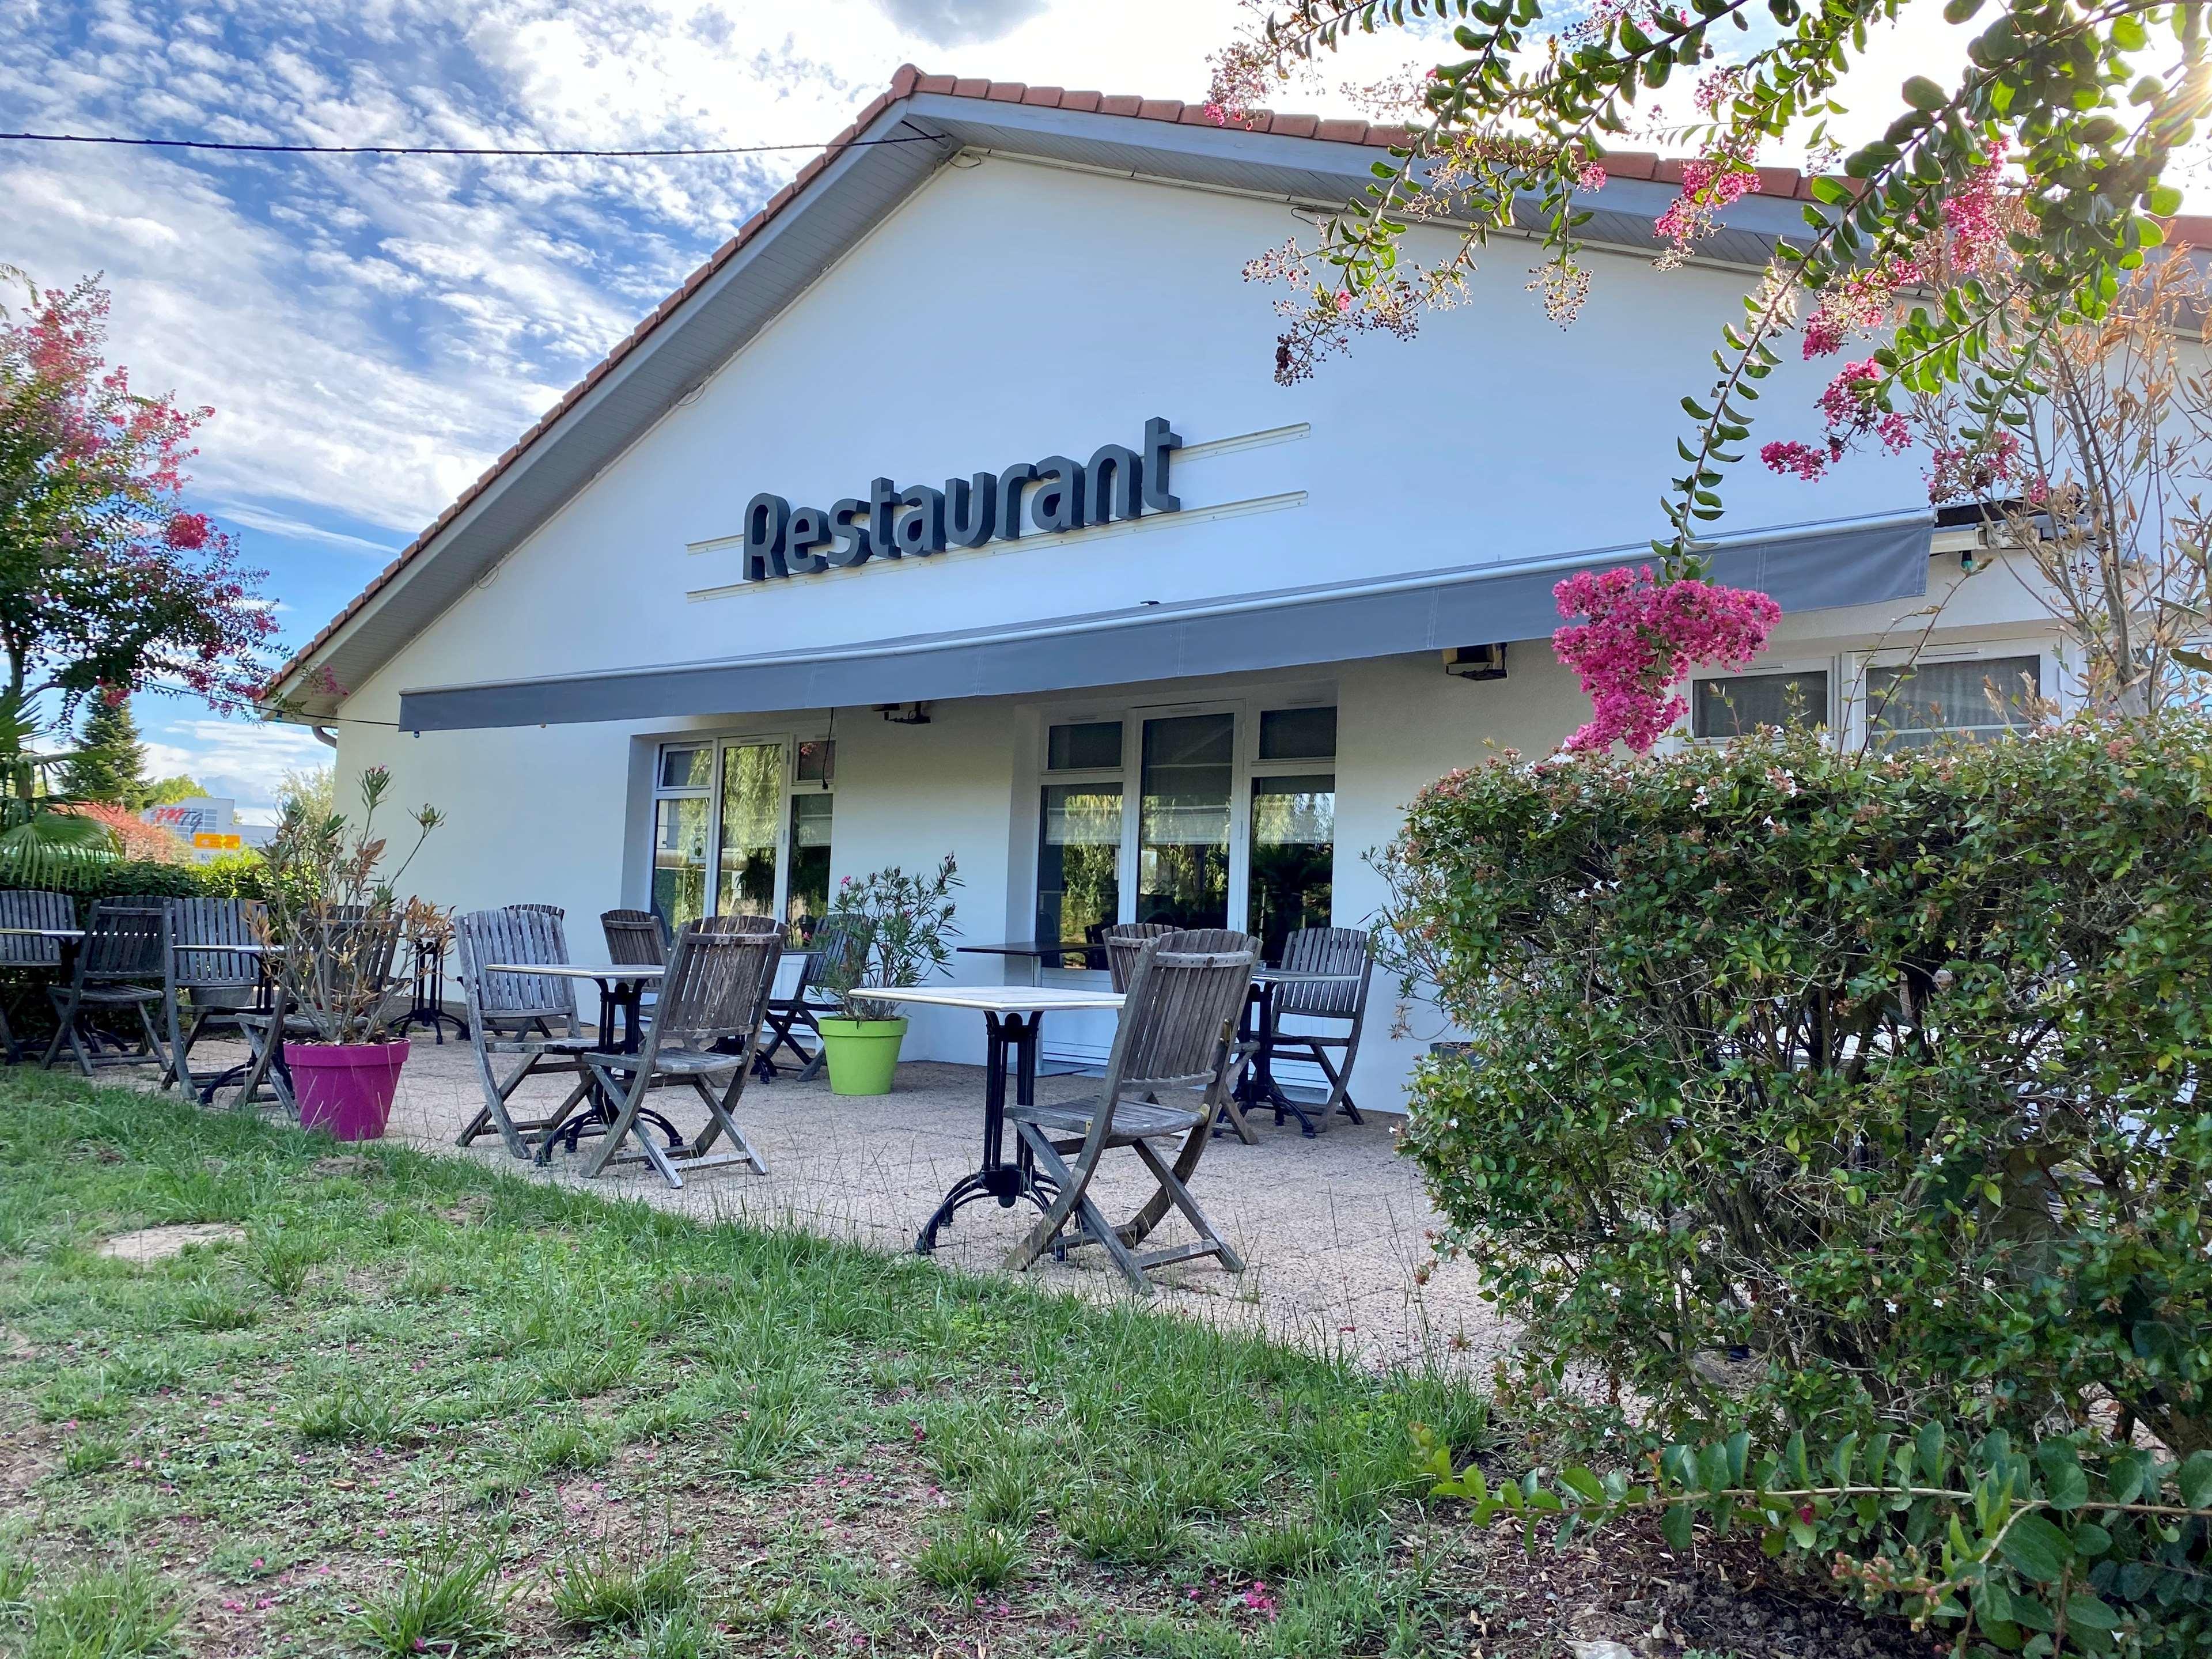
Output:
[{"xmin": 268, "ymin": 63, "xmax": 2212, "ymax": 711}]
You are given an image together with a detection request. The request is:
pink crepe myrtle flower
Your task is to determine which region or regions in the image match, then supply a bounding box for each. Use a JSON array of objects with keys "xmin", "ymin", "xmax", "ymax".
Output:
[{"xmin": 1552, "ymin": 565, "xmax": 1781, "ymax": 753}]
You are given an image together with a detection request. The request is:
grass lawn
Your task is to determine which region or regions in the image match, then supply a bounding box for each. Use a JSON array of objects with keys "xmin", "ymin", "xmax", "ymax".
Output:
[{"xmin": 0, "ymin": 1069, "xmax": 1504, "ymax": 1658}]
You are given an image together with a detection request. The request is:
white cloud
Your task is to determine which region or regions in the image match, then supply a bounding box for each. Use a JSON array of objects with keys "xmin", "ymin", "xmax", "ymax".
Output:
[{"xmin": 141, "ymin": 718, "xmax": 332, "ymax": 812}]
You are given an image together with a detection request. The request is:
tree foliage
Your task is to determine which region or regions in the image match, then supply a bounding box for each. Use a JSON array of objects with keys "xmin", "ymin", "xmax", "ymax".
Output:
[
  {"xmin": 0, "ymin": 268, "xmax": 276, "ymax": 713},
  {"xmin": 57, "ymin": 696, "xmax": 146, "ymax": 805},
  {"xmin": 1208, "ymin": 0, "xmax": 2209, "ymax": 562}
]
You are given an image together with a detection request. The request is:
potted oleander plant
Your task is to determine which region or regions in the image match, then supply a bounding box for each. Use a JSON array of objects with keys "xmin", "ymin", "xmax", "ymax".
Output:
[
  {"xmin": 812, "ymin": 854, "xmax": 960, "ymax": 1096},
  {"xmin": 262, "ymin": 766, "xmax": 442, "ymax": 1139}
]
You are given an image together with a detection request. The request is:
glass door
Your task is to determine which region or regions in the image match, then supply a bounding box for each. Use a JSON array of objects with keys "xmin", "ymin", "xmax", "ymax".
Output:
[
  {"xmin": 1137, "ymin": 712, "xmax": 1233, "ymax": 929},
  {"xmin": 715, "ymin": 741, "xmax": 784, "ymax": 920}
]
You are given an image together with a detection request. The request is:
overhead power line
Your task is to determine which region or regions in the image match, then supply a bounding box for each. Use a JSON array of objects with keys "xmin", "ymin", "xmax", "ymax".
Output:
[{"xmin": 0, "ymin": 130, "xmax": 944, "ymax": 160}]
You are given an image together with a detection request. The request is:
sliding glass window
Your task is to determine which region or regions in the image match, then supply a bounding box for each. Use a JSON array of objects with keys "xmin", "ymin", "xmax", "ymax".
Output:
[
  {"xmin": 1138, "ymin": 713, "xmax": 1233, "ymax": 929},
  {"xmin": 1247, "ymin": 707, "xmax": 1335, "ymax": 961},
  {"xmin": 648, "ymin": 737, "xmax": 834, "ymax": 937},
  {"xmin": 786, "ymin": 739, "xmax": 836, "ymax": 938},
  {"xmin": 1036, "ymin": 720, "xmax": 1123, "ymax": 953}
]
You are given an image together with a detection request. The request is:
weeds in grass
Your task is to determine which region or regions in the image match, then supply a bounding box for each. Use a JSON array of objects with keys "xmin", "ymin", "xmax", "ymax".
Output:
[
  {"xmin": 531, "ymin": 1338, "xmax": 641, "ymax": 1399},
  {"xmin": 350, "ymin": 1536, "xmax": 515, "ymax": 1657},
  {"xmin": 518, "ymin": 1416, "xmax": 608, "ymax": 1474},
  {"xmin": 911, "ymin": 1517, "xmax": 1024, "ymax": 1593},
  {"xmin": 292, "ymin": 1377, "xmax": 410, "ymax": 1444},
  {"xmin": 169, "ymin": 1286, "xmax": 253, "ymax": 1332},
  {"xmin": 20, "ymin": 1560, "xmax": 180, "ymax": 1658},
  {"xmin": 967, "ymin": 1447, "xmax": 1051, "ymax": 1524},
  {"xmin": 38, "ymin": 1375, "xmax": 125, "ymax": 1424},
  {"xmin": 244, "ymin": 1226, "xmax": 328, "ymax": 1298},
  {"xmin": 59, "ymin": 1434, "xmax": 122, "ymax": 1478},
  {"xmin": 1058, "ymin": 1488, "xmax": 1183, "ymax": 1565},
  {"xmin": 0, "ymin": 1552, "xmax": 33, "ymax": 1613},
  {"xmin": 637, "ymin": 1603, "xmax": 727, "ymax": 1659},
  {"xmin": 547, "ymin": 1541, "xmax": 697, "ymax": 1633},
  {"xmin": 1215, "ymin": 1514, "xmax": 1343, "ymax": 1581}
]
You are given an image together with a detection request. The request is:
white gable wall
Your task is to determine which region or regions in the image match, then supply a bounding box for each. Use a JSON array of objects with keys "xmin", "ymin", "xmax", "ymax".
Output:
[{"xmin": 328, "ymin": 151, "xmax": 2059, "ymax": 1103}]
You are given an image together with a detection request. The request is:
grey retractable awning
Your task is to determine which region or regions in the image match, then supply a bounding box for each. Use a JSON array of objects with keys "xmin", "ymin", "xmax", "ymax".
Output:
[{"xmin": 396, "ymin": 511, "xmax": 1933, "ymax": 733}]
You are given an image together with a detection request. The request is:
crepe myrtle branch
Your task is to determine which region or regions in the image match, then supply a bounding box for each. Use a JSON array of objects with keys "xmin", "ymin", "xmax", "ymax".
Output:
[{"xmin": 1214, "ymin": 0, "xmax": 2209, "ymax": 563}]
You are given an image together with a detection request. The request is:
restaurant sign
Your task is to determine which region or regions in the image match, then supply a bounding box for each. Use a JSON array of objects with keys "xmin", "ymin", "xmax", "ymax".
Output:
[{"xmin": 736, "ymin": 417, "xmax": 1182, "ymax": 582}]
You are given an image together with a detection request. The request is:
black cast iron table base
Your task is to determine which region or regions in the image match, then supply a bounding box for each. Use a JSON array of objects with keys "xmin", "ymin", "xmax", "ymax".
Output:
[{"xmin": 916, "ymin": 1009, "xmax": 1060, "ymax": 1253}]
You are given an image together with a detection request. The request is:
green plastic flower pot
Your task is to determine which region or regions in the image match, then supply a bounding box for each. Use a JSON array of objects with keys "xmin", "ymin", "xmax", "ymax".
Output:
[{"xmin": 816, "ymin": 1016, "xmax": 908, "ymax": 1096}]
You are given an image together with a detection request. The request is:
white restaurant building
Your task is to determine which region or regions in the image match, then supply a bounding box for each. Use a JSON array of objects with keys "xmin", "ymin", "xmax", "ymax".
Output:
[{"xmin": 269, "ymin": 67, "xmax": 2090, "ymax": 1105}]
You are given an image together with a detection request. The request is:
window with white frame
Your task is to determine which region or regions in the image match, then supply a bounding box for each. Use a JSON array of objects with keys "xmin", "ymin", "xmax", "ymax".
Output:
[
  {"xmin": 1033, "ymin": 702, "xmax": 1335, "ymax": 964},
  {"xmin": 648, "ymin": 737, "xmax": 834, "ymax": 935},
  {"xmin": 1864, "ymin": 653, "xmax": 2043, "ymax": 748},
  {"xmin": 1691, "ymin": 668, "xmax": 1832, "ymax": 740}
]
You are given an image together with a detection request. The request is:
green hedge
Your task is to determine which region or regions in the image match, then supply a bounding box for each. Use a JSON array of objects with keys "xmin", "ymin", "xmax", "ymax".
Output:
[
  {"xmin": 2, "ymin": 854, "xmax": 269, "ymax": 919},
  {"xmin": 1392, "ymin": 718, "xmax": 2212, "ymax": 1456}
]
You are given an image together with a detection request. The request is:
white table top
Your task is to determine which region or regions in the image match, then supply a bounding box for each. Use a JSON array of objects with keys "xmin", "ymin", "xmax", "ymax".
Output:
[
  {"xmin": 483, "ymin": 962, "xmax": 665, "ymax": 981},
  {"xmin": 856, "ymin": 984, "xmax": 1125, "ymax": 1014},
  {"xmin": 0, "ymin": 927, "xmax": 82, "ymax": 940}
]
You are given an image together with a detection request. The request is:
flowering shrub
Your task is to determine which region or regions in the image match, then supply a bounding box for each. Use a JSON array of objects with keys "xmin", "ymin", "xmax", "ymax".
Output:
[
  {"xmin": 1390, "ymin": 719, "xmax": 2212, "ymax": 1461},
  {"xmin": 1551, "ymin": 565, "xmax": 1780, "ymax": 752},
  {"xmin": 813, "ymin": 854, "xmax": 963, "ymax": 1021},
  {"xmin": 0, "ymin": 272, "xmax": 275, "ymax": 711}
]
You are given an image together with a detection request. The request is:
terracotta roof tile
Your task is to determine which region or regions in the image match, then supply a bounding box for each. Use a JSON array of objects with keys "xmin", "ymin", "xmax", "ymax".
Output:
[{"xmin": 266, "ymin": 62, "xmax": 2076, "ymax": 702}]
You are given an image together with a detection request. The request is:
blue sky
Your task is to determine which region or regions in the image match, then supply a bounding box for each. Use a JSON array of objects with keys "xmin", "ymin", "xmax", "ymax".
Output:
[
  {"xmin": 3, "ymin": 0, "xmax": 1266, "ymax": 815},
  {"xmin": 4, "ymin": 0, "xmax": 2183, "ymax": 816}
]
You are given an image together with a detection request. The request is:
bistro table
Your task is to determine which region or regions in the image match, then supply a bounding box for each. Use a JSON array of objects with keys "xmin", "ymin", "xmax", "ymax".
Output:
[
  {"xmin": 482, "ymin": 962, "xmax": 673, "ymax": 1163},
  {"xmin": 854, "ymin": 984, "xmax": 1124, "ymax": 1254},
  {"xmin": 0, "ymin": 928, "xmax": 85, "ymax": 1065},
  {"xmin": 955, "ymin": 941, "xmax": 1107, "ymax": 978},
  {"xmin": 1233, "ymin": 967, "xmax": 1366, "ymax": 1139}
]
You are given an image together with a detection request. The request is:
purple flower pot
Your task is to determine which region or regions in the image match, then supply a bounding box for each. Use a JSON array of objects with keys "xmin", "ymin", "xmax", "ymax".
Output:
[{"xmin": 284, "ymin": 1040, "xmax": 409, "ymax": 1141}]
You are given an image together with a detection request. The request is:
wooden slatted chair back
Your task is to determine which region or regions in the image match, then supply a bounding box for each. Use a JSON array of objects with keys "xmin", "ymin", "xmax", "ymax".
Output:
[
  {"xmin": 1101, "ymin": 922, "xmax": 1177, "ymax": 992},
  {"xmin": 1274, "ymin": 926, "xmax": 1372, "ymax": 1018},
  {"xmin": 172, "ymin": 898, "xmax": 266, "ymax": 991},
  {"xmin": 600, "ymin": 908, "xmax": 667, "ymax": 966},
  {"xmin": 805, "ymin": 913, "xmax": 868, "ymax": 987},
  {"xmin": 80, "ymin": 904, "xmax": 171, "ymax": 984},
  {"xmin": 456, "ymin": 907, "xmax": 579, "ymax": 1024},
  {"xmin": 705, "ymin": 912, "xmax": 783, "ymax": 939},
  {"xmin": 1107, "ymin": 938, "xmax": 1257, "ymax": 1096},
  {"xmin": 0, "ymin": 889, "xmax": 74, "ymax": 967},
  {"xmin": 512, "ymin": 903, "xmax": 563, "ymax": 919},
  {"xmin": 650, "ymin": 923, "xmax": 781, "ymax": 1054}
]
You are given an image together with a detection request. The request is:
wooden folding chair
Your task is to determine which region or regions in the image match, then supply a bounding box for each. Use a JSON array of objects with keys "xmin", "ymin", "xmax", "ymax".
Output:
[
  {"xmin": 454, "ymin": 907, "xmax": 597, "ymax": 1158},
  {"xmin": 757, "ymin": 911, "xmax": 864, "ymax": 1080},
  {"xmin": 600, "ymin": 908, "xmax": 667, "ymax": 966},
  {"xmin": 579, "ymin": 919, "xmax": 782, "ymax": 1187},
  {"xmin": 1101, "ymin": 922, "xmax": 1176, "ymax": 992},
  {"xmin": 1005, "ymin": 935, "xmax": 1256, "ymax": 1294},
  {"xmin": 42, "ymin": 903, "xmax": 173, "ymax": 1078},
  {"xmin": 160, "ymin": 898, "xmax": 267, "ymax": 1096},
  {"xmin": 0, "ymin": 889, "xmax": 75, "ymax": 1063},
  {"xmin": 1268, "ymin": 926, "xmax": 1374, "ymax": 1127}
]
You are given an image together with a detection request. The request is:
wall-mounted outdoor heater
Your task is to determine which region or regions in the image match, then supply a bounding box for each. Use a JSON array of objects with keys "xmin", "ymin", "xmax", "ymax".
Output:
[{"xmin": 1442, "ymin": 643, "xmax": 1509, "ymax": 681}]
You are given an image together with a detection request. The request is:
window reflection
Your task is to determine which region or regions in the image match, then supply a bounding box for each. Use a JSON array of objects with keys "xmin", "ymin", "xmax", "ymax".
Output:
[
  {"xmin": 1248, "ymin": 774, "xmax": 1333, "ymax": 961},
  {"xmin": 716, "ymin": 742, "xmax": 782, "ymax": 919},
  {"xmin": 1037, "ymin": 784, "xmax": 1122, "ymax": 951},
  {"xmin": 1138, "ymin": 714, "xmax": 1232, "ymax": 929}
]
